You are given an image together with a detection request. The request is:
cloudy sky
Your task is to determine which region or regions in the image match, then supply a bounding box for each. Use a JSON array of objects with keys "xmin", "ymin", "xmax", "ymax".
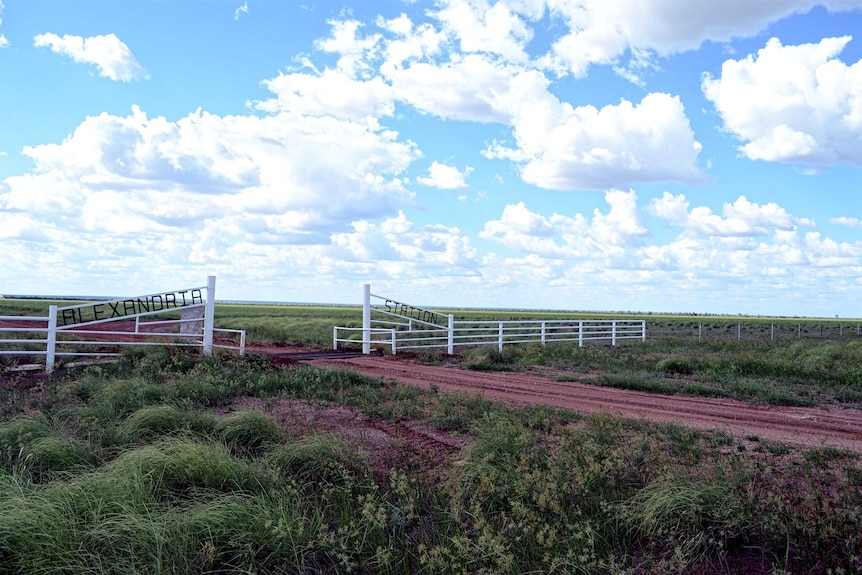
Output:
[{"xmin": 1, "ymin": 0, "xmax": 861, "ymax": 316}]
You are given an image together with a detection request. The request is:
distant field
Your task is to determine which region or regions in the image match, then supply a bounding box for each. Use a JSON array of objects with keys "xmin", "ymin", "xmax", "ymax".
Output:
[{"xmin": 2, "ymin": 298, "xmax": 859, "ymax": 345}]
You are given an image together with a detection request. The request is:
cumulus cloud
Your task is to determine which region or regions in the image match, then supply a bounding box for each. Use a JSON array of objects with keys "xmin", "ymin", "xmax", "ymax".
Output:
[
  {"xmin": 33, "ymin": 33, "xmax": 149, "ymax": 81},
  {"xmin": 252, "ymin": 67, "xmax": 394, "ymax": 121},
  {"xmin": 330, "ymin": 211, "xmax": 477, "ymax": 268},
  {"xmin": 0, "ymin": 0, "xmax": 8, "ymax": 48},
  {"xmin": 830, "ymin": 216, "xmax": 862, "ymax": 229},
  {"xmin": 308, "ymin": 10, "xmax": 705, "ymax": 191},
  {"xmin": 234, "ymin": 2, "xmax": 249, "ymax": 20},
  {"xmin": 648, "ymin": 193, "xmax": 815, "ymax": 236},
  {"xmin": 480, "ymin": 189, "xmax": 648, "ymax": 259},
  {"xmin": 0, "ymin": 101, "xmax": 418, "ymax": 246},
  {"xmin": 417, "ymin": 161, "xmax": 473, "ymax": 189},
  {"xmin": 485, "ymin": 92, "xmax": 704, "ymax": 189},
  {"xmin": 540, "ymin": 0, "xmax": 858, "ymax": 79},
  {"xmin": 703, "ymin": 36, "xmax": 862, "ymax": 166},
  {"xmin": 429, "ymin": 0, "xmax": 534, "ymax": 63}
]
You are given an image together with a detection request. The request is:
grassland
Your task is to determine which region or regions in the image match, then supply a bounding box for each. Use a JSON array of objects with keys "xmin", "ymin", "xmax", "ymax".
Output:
[{"xmin": 2, "ymin": 300, "xmax": 862, "ymax": 573}]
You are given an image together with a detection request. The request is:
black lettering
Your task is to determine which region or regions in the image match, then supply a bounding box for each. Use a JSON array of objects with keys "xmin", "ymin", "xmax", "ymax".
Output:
[
  {"xmin": 191, "ymin": 289, "xmax": 202, "ymax": 304},
  {"xmin": 136, "ymin": 298, "xmax": 150, "ymax": 313},
  {"xmin": 76, "ymin": 308, "xmax": 84, "ymax": 324},
  {"xmin": 123, "ymin": 300, "xmax": 136, "ymax": 315},
  {"xmin": 151, "ymin": 295, "xmax": 164, "ymax": 311},
  {"xmin": 165, "ymin": 293, "xmax": 176, "ymax": 308},
  {"xmin": 93, "ymin": 304, "xmax": 105, "ymax": 321},
  {"xmin": 177, "ymin": 290, "xmax": 189, "ymax": 306},
  {"xmin": 61, "ymin": 309, "xmax": 76, "ymax": 326},
  {"xmin": 108, "ymin": 302, "xmax": 121, "ymax": 318},
  {"xmin": 384, "ymin": 299, "xmax": 393, "ymax": 313}
]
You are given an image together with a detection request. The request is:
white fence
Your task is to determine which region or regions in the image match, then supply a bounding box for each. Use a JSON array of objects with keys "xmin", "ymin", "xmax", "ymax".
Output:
[
  {"xmin": 333, "ymin": 285, "xmax": 646, "ymax": 355},
  {"xmin": 0, "ymin": 276, "xmax": 245, "ymax": 373}
]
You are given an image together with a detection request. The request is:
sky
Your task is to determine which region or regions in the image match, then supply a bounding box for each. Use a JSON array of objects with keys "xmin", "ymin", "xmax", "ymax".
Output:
[{"xmin": 1, "ymin": 0, "xmax": 862, "ymax": 317}]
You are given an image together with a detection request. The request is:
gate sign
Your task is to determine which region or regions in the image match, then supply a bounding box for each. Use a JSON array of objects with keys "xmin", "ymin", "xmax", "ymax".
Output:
[{"xmin": 58, "ymin": 288, "xmax": 205, "ymax": 327}]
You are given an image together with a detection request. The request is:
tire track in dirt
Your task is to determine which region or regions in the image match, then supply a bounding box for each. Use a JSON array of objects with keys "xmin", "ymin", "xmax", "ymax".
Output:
[{"xmin": 307, "ymin": 355, "xmax": 862, "ymax": 453}]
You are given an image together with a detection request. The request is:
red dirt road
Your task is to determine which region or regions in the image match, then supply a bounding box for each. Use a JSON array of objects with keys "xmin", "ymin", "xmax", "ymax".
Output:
[{"xmin": 300, "ymin": 353, "xmax": 862, "ymax": 453}]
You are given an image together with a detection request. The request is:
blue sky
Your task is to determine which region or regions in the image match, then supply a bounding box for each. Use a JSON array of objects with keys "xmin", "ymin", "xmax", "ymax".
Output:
[{"xmin": 1, "ymin": 0, "xmax": 861, "ymax": 316}]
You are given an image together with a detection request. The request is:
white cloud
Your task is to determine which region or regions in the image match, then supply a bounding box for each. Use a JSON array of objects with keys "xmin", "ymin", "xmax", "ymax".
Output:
[
  {"xmin": 417, "ymin": 161, "xmax": 473, "ymax": 189},
  {"xmin": 0, "ymin": 102, "xmax": 418, "ymax": 245},
  {"xmin": 234, "ymin": 2, "xmax": 249, "ymax": 20},
  {"xmin": 472, "ymin": 189, "xmax": 862, "ymax": 313},
  {"xmin": 252, "ymin": 67, "xmax": 395, "ymax": 121},
  {"xmin": 648, "ymin": 193, "xmax": 815, "ymax": 236},
  {"xmin": 33, "ymin": 33, "xmax": 149, "ymax": 81},
  {"xmin": 485, "ymin": 91, "xmax": 704, "ymax": 189},
  {"xmin": 0, "ymin": 0, "xmax": 8, "ymax": 48},
  {"xmin": 539, "ymin": 0, "xmax": 858, "ymax": 78},
  {"xmin": 703, "ymin": 36, "xmax": 862, "ymax": 165},
  {"xmin": 429, "ymin": 0, "xmax": 534, "ymax": 63},
  {"xmin": 331, "ymin": 211, "xmax": 478, "ymax": 268},
  {"xmin": 480, "ymin": 189, "xmax": 647, "ymax": 259},
  {"xmin": 830, "ymin": 216, "xmax": 862, "ymax": 229}
]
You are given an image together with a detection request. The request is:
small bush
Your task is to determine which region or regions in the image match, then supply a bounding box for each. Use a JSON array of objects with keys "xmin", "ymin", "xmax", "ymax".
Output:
[{"xmin": 656, "ymin": 357, "xmax": 696, "ymax": 376}]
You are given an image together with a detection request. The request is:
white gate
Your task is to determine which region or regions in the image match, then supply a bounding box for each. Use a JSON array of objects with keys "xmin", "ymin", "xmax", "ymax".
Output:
[
  {"xmin": 332, "ymin": 284, "xmax": 646, "ymax": 355},
  {"xmin": 0, "ymin": 276, "xmax": 245, "ymax": 373}
]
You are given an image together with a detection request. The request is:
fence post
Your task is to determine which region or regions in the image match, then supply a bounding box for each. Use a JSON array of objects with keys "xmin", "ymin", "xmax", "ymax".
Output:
[
  {"xmin": 498, "ymin": 322, "xmax": 504, "ymax": 352},
  {"xmin": 203, "ymin": 275, "xmax": 216, "ymax": 356},
  {"xmin": 642, "ymin": 320, "xmax": 646, "ymax": 342},
  {"xmin": 447, "ymin": 314, "xmax": 454, "ymax": 355},
  {"xmin": 578, "ymin": 320, "xmax": 583, "ymax": 347},
  {"xmin": 798, "ymin": 323, "xmax": 801, "ymax": 339},
  {"xmin": 771, "ymin": 323, "xmax": 774, "ymax": 342},
  {"xmin": 541, "ymin": 321, "xmax": 546, "ymax": 346},
  {"xmin": 391, "ymin": 329, "xmax": 397, "ymax": 355},
  {"xmin": 333, "ymin": 326, "xmax": 338, "ymax": 351},
  {"xmin": 46, "ymin": 305, "xmax": 57, "ymax": 374},
  {"xmin": 699, "ymin": 323, "xmax": 702, "ymax": 342},
  {"xmin": 737, "ymin": 323, "xmax": 741, "ymax": 341},
  {"xmin": 239, "ymin": 331, "xmax": 246, "ymax": 357},
  {"xmin": 612, "ymin": 320, "xmax": 617, "ymax": 346},
  {"xmin": 362, "ymin": 284, "xmax": 371, "ymax": 355}
]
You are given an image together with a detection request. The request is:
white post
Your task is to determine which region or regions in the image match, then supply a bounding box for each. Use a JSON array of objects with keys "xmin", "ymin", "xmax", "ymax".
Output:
[
  {"xmin": 239, "ymin": 330, "xmax": 246, "ymax": 357},
  {"xmin": 578, "ymin": 320, "xmax": 584, "ymax": 347},
  {"xmin": 737, "ymin": 323, "xmax": 741, "ymax": 341},
  {"xmin": 203, "ymin": 275, "xmax": 216, "ymax": 356},
  {"xmin": 46, "ymin": 305, "xmax": 57, "ymax": 374},
  {"xmin": 391, "ymin": 329, "xmax": 397, "ymax": 355},
  {"xmin": 362, "ymin": 284, "xmax": 371, "ymax": 355},
  {"xmin": 541, "ymin": 321, "xmax": 546, "ymax": 345},
  {"xmin": 498, "ymin": 322, "xmax": 504, "ymax": 352},
  {"xmin": 333, "ymin": 326, "xmax": 339, "ymax": 351},
  {"xmin": 447, "ymin": 314, "xmax": 454, "ymax": 355},
  {"xmin": 771, "ymin": 323, "xmax": 775, "ymax": 341},
  {"xmin": 612, "ymin": 320, "xmax": 617, "ymax": 346},
  {"xmin": 642, "ymin": 320, "xmax": 647, "ymax": 342}
]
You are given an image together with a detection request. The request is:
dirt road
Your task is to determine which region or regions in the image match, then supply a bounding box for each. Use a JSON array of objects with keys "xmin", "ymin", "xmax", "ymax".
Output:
[{"xmin": 300, "ymin": 352, "xmax": 862, "ymax": 453}]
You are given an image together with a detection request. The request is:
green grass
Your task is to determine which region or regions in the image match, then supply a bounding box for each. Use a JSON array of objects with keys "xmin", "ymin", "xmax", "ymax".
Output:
[{"xmin": 0, "ymin": 347, "xmax": 860, "ymax": 574}]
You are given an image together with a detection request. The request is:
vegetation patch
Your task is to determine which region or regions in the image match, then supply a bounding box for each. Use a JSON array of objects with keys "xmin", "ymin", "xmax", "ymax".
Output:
[{"xmin": 1, "ymin": 325, "xmax": 862, "ymax": 573}]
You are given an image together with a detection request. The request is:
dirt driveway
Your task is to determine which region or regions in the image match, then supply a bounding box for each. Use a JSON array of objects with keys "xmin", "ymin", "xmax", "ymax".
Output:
[{"xmin": 286, "ymin": 351, "xmax": 862, "ymax": 453}]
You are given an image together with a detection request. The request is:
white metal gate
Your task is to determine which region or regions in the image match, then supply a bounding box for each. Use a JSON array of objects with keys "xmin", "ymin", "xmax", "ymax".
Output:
[
  {"xmin": 333, "ymin": 284, "xmax": 646, "ymax": 355},
  {"xmin": 0, "ymin": 276, "xmax": 245, "ymax": 373}
]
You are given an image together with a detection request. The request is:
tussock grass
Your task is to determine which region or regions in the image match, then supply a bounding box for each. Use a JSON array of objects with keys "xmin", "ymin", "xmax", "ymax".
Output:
[
  {"xmin": 216, "ymin": 409, "xmax": 281, "ymax": 452},
  {"xmin": 270, "ymin": 433, "xmax": 369, "ymax": 486}
]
